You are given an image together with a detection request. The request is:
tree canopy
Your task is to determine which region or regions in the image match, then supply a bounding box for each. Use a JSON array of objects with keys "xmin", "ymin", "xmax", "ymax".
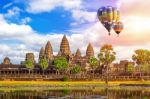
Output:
[
  {"xmin": 39, "ymin": 58, "xmax": 49, "ymax": 70},
  {"xmin": 140, "ymin": 63, "xmax": 149, "ymax": 73},
  {"xmin": 54, "ymin": 57, "xmax": 68, "ymax": 71},
  {"xmin": 89, "ymin": 57, "xmax": 98, "ymax": 69},
  {"xmin": 71, "ymin": 65, "xmax": 81, "ymax": 74},
  {"xmin": 132, "ymin": 49, "xmax": 150, "ymax": 65},
  {"xmin": 24, "ymin": 60, "xmax": 34, "ymax": 69},
  {"xmin": 98, "ymin": 44, "xmax": 116, "ymax": 65}
]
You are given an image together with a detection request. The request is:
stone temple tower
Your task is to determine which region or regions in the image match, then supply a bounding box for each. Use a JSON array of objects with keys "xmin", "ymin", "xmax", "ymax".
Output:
[
  {"xmin": 39, "ymin": 47, "xmax": 45, "ymax": 62},
  {"xmin": 86, "ymin": 43, "xmax": 94, "ymax": 58},
  {"xmin": 44, "ymin": 41, "xmax": 53, "ymax": 63},
  {"xmin": 60, "ymin": 35, "xmax": 71, "ymax": 56},
  {"xmin": 75, "ymin": 48, "xmax": 81, "ymax": 57},
  {"xmin": 25, "ymin": 53, "xmax": 35, "ymax": 63}
]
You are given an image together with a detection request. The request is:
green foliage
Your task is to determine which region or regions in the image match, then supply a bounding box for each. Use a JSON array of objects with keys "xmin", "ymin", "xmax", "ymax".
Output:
[
  {"xmin": 127, "ymin": 64, "xmax": 134, "ymax": 73},
  {"xmin": 71, "ymin": 65, "xmax": 81, "ymax": 74},
  {"xmin": 132, "ymin": 49, "xmax": 150, "ymax": 65},
  {"xmin": 62, "ymin": 89, "xmax": 71, "ymax": 95},
  {"xmin": 24, "ymin": 60, "xmax": 34, "ymax": 69},
  {"xmin": 54, "ymin": 57, "xmax": 68, "ymax": 71},
  {"xmin": 39, "ymin": 58, "xmax": 49, "ymax": 70},
  {"xmin": 89, "ymin": 57, "xmax": 98, "ymax": 69},
  {"xmin": 98, "ymin": 44, "xmax": 116, "ymax": 65},
  {"xmin": 140, "ymin": 64, "xmax": 149, "ymax": 73},
  {"xmin": 62, "ymin": 76, "xmax": 69, "ymax": 81}
]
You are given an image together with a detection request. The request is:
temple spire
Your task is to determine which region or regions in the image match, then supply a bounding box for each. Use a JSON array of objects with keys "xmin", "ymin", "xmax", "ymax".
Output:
[
  {"xmin": 86, "ymin": 43, "xmax": 94, "ymax": 58},
  {"xmin": 44, "ymin": 41, "xmax": 53, "ymax": 61},
  {"xmin": 75, "ymin": 48, "xmax": 81, "ymax": 57},
  {"xmin": 39, "ymin": 47, "xmax": 45, "ymax": 62},
  {"xmin": 60, "ymin": 35, "xmax": 71, "ymax": 56}
]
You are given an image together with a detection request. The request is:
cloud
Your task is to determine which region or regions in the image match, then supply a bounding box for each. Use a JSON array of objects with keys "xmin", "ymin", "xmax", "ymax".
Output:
[
  {"xmin": 119, "ymin": 0, "xmax": 150, "ymax": 17},
  {"xmin": 0, "ymin": 14, "xmax": 89, "ymax": 63},
  {"xmin": 4, "ymin": 7, "xmax": 21, "ymax": 18},
  {"xmin": 71, "ymin": 10, "xmax": 97, "ymax": 26},
  {"xmin": 3, "ymin": 3, "xmax": 13, "ymax": 9},
  {"xmin": 21, "ymin": 17, "xmax": 31, "ymax": 24},
  {"xmin": 26, "ymin": 0, "xmax": 82, "ymax": 13},
  {"xmin": 0, "ymin": 0, "xmax": 150, "ymax": 64}
]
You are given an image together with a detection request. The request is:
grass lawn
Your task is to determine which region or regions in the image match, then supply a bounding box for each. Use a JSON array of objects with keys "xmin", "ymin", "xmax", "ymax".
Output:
[
  {"xmin": 0, "ymin": 80, "xmax": 150, "ymax": 87},
  {"xmin": 0, "ymin": 81, "xmax": 150, "ymax": 92}
]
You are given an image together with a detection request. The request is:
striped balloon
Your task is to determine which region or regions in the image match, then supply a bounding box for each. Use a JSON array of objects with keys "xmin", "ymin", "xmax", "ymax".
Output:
[
  {"xmin": 113, "ymin": 22, "xmax": 123, "ymax": 35},
  {"xmin": 97, "ymin": 6, "xmax": 120, "ymax": 35}
]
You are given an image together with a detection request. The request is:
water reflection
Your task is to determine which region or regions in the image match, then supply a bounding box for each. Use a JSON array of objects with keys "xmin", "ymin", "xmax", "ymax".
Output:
[{"xmin": 0, "ymin": 87, "xmax": 150, "ymax": 99}]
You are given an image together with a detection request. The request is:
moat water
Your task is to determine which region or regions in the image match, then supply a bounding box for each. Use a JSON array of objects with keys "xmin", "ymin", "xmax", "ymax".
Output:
[{"xmin": 0, "ymin": 87, "xmax": 150, "ymax": 99}]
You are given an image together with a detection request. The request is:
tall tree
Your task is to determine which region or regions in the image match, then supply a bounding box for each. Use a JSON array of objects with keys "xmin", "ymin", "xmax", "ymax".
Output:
[
  {"xmin": 132, "ymin": 49, "xmax": 150, "ymax": 65},
  {"xmin": 89, "ymin": 57, "xmax": 98, "ymax": 77},
  {"xmin": 132, "ymin": 49, "xmax": 150, "ymax": 77},
  {"xmin": 39, "ymin": 58, "xmax": 49, "ymax": 75},
  {"xmin": 24, "ymin": 60, "xmax": 34, "ymax": 75},
  {"xmin": 54, "ymin": 57, "xmax": 69, "ymax": 75},
  {"xmin": 98, "ymin": 44, "xmax": 116, "ymax": 84}
]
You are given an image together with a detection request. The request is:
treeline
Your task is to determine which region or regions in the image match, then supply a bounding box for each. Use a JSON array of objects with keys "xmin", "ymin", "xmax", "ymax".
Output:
[{"xmin": 24, "ymin": 44, "xmax": 150, "ymax": 77}]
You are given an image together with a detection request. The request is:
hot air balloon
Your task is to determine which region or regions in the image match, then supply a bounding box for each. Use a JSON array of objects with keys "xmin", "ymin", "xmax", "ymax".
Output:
[
  {"xmin": 113, "ymin": 21, "xmax": 123, "ymax": 35},
  {"xmin": 97, "ymin": 6, "xmax": 120, "ymax": 35}
]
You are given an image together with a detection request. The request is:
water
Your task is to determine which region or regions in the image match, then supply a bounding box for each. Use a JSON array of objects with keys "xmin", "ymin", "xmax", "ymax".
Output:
[{"xmin": 0, "ymin": 87, "xmax": 150, "ymax": 99}]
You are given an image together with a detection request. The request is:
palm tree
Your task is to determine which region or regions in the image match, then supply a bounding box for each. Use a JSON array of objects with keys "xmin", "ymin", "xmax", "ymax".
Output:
[
  {"xmin": 98, "ymin": 44, "xmax": 116, "ymax": 84},
  {"xmin": 39, "ymin": 58, "xmax": 49, "ymax": 75},
  {"xmin": 89, "ymin": 57, "xmax": 98, "ymax": 78}
]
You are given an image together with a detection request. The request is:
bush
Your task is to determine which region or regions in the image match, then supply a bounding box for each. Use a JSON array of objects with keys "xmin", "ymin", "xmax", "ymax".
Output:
[
  {"xmin": 71, "ymin": 65, "xmax": 81, "ymax": 74},
  {"xmin": 62, "ymin": 76, "xmax": 69, "ymax": 81}
]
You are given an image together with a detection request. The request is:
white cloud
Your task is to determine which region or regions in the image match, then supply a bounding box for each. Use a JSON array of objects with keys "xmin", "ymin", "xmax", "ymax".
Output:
[
  {"xmin": 26, "ymin": 0, "xmax": 97, "ymax": 26},
  {"xmin": 4, "ymin": 7, "xmax": 21, "ymax": 18},
  {"xmin": 3, "ymin": 3, "xmax": 13, "ymax": 9},
  {"xmin": 0, "ymin": 13, "xmax": 101, "ymax": 63},
  {"xmin": 21, "ymin": 17, "xmax": 31, "ymax": 24},
  {"xmin": 0, "ymin": 0, "xmax": 150, "ymax": 64},
  {"xmin": 71, "ymin": 10, "xmax": 97, "ymax": 25},
  {"xmin": 26, "ymin": 0, "xmax": 82, "ymax": 13}
]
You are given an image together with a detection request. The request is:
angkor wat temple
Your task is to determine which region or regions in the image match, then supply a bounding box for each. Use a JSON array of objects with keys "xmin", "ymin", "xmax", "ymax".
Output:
[{"xmin": 0, "ymin": 35, "xmax": 148, "ymax": 80}]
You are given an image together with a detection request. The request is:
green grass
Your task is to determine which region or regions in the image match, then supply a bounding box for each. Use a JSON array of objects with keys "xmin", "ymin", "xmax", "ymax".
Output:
[
  {"xmin": 0, "ymin": 81, "xmax": 150, "ymax": 87},
  {"xmin": 0, "ymin": 81, "xmax": 150, "ymax": 92}
]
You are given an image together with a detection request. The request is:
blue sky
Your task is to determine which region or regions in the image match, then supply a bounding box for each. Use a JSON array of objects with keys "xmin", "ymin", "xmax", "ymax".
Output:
[
  {"xmin": 0, "ymin": 0, "xmax": 117, "ymax": 33},
  {"xmin": 0, "ymin": 0, "xmax": 149, "ymax": 63}
]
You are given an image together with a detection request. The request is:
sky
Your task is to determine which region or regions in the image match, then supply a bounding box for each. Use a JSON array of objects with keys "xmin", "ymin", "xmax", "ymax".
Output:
[{"xmin": 0, "ymin": 0, "xmax": 150, "ymax": 64}]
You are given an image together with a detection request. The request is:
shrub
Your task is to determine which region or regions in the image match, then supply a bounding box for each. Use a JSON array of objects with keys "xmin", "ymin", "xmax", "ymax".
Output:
[
  {"xmin": 71, "ymin": 65, "xmax": 81, "ymax": 74},
  {"xmin": 62, "ymin": 76, "xmax": 69, "ymax": 81}
]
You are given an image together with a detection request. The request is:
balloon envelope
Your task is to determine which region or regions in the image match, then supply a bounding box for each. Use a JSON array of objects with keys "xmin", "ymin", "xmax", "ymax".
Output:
[
  {"xmin": 97, "ymin": 6, "xmax": 120, "ymax": 35},
  {"xmin": 113, "ymin": 22, "xmax": 123, "ymax": 35}
]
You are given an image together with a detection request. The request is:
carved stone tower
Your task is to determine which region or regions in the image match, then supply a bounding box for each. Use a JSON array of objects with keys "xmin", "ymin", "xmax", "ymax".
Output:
[
  {"xmin": 60, "ymin": 35, "xmax": 71, "ymax": 56},
  {"xmin": 44, "ymin": 41, "xmax": 53, "ymax": 62},
  {"xmin": 86, "ymin": 43, "xmax": 94, "ymax": 58},
  {"xmin": 75, "ymin": 48, "xmax": 81, "ymax": 57},
  {"xmin": 39, "ymin": 47, "xmax": 45, "ymax": 62}
]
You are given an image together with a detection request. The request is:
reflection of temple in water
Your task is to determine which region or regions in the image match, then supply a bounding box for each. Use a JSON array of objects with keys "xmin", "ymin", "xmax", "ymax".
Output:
[{"xmin": 0, "ymin": 88, "xmax": 150, "ymax": 99}]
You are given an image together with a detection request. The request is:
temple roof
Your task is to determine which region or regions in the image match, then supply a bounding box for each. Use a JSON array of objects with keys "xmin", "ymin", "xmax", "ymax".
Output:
[
  {"xmin": 86, "ymin": 43, "xmax": 94, "ymax": 58},
  {"xmin": 39, "ymin": 47, "xmax": 45, "ymax": 56},
  {"xmin": 60, "ymin": 35, "xmax": 71, "ymax": 56},
  {"xmin": 45, "ymin": 41, "xmax": 53, "ymax": 58},
  {"xmin": 75, "ymin": 48, "xmax": 81, "ymax": 57}
]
